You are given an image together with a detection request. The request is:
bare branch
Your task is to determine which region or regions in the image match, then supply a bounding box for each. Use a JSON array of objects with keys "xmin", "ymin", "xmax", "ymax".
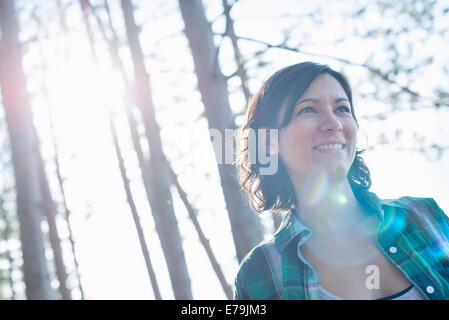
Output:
[{"xmin": 221, "ymin": 34, "xmax": 449, "ymax": 108}]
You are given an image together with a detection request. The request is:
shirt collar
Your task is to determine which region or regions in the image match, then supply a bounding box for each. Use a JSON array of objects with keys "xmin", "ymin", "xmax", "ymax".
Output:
[{"xmin": 273, "ymin": 191, "xmax": 408, "ymax": 253}]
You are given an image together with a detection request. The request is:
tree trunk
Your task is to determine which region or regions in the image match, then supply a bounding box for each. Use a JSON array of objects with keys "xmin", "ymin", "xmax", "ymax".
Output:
[
  {"xmin": 0, "ymin": 0, "xmax": 52, "ymax": 300},
  {"xmin": 169, "ymin": 166, "xmax": 233, "ymax": 299},
  {"xmin": 221, "ymin": 0, "xmax": 286, "ymax": 235},
  {"xmin": 121, "ymin": 0, "xmax": 193, "ymax": 299},
  {"xmin": 109, "ymin": 112, "xmax": 162, "ymax": 300},
  {"xmin": 46, "ymin": 89, "xmax": 85, "ymax": 300},
  {"xmin": 178, "ymin": 0, "xmax": 265, "ymax": 263},
  {"xmin": 33, "ymin": 10, "xmax": 85, "ymax": 299},
  {"xmin": 79, "ymin": 0, "xmax": 165, "ymax": 299},
  {"xmin": 35, "ymin": 134, "xmax": 71, "ymax": 300},
  {"xmin": 0, "ymin": 198, "xmax": 17, "ymax": 300}
]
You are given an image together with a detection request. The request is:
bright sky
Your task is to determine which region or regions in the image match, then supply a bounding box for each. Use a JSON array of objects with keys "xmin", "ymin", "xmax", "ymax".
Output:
[{"xmin": 4, "ymin": 0, "xmax": 448, "ymax": 299}]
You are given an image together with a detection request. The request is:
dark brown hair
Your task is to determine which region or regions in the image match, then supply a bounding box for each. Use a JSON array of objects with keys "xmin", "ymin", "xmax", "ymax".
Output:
[{"xmin": 236, "ymin": 61, "xmax": 371, "ymax": 214}]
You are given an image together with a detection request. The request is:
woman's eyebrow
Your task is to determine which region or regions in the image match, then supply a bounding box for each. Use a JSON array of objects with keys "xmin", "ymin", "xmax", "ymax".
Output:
[
  {"xmin": 296, "ymin": 98, "xmax": 320, "ymax": 105},
  {"xmin": 296, "ymin": 97, "xmax": 349, "ymax": 105},
  {"xmin": 335, "ymin": 97, "xmax": 349, "ymax": 103}
]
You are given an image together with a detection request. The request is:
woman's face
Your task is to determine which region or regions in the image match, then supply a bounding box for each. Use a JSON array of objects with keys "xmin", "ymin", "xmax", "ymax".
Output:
[{"xmin": 278, "ymin": 73, "xmax": 358, "ymax": 182}]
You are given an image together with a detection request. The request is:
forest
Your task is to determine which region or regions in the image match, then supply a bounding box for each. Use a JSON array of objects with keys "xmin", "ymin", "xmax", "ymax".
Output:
[{"xmin": 0, "ymin": 0, "xmax": 448, "ymax": 299}]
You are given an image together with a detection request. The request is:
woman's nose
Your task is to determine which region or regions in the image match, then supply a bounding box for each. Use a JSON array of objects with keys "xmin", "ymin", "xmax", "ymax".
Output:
[{"xmin": 319, "ymin": 112, "xmax": 343, "ymax": 133}]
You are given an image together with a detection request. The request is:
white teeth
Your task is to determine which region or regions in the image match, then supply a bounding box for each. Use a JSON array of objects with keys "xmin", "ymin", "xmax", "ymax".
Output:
[{"xmin": 315, "ymin": 144, "xmax": 344, "ymax": 151}]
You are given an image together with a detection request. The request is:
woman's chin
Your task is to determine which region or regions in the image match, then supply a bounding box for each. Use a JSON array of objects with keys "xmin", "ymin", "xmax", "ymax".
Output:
[{"xmin": 314, "ymin": 163, "xmax": 348, "ymax": 180}]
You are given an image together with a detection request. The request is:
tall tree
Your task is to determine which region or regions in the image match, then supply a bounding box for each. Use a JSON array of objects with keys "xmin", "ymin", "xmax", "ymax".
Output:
[
  {"xmin": 84, "ymin": 0, "xmax": 235, "ymax": 299},
  {"xmin": 221, "ymin": 0, "xmax": 282, "ymax": 232},
  {"xmin": 0, "ymin": 0, "xmax": 52, "ymax": 299},
  {"xmin": 0, "ymin": 105, "xmax": 20, "ymax": 299},
  {"xmin": 36, "ymin": 136, "xmax": 71, "ymax": 300},
  {"xmin": 108, "ymin": 112, "xmax": 162, "ymax": 300},
  {"xmin": 79, "ymin": 0, "xmax": 164, "ymax": 299},
  {"xmin": 35, "ymin": 18, "xmax": 84, "ymax": 298},
  {"xmin": 45, "ymin": 76, "xmax": 85, "ymax": 300},
  {"xmin": 178, "ymin": 0, "xmax": 265, "ymax": 263},
  {"xmin": 0, "ymin": 192, "xmax": 18, "ymax": 299},
  {"xmin": 121, "ymin": 0, "xmax": 193, "ymax": 299},
  {"xmin": 28, "ymin": 4, "xmax": 85, "ymax": 299},
  {"xmin": 169, "ymin": 166, "xmax": 233, "ymax": 299}
]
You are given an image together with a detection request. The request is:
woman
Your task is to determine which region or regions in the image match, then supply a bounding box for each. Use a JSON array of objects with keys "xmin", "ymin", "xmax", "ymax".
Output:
[{"xmin": 234, "ymin": 61, "xmax": 449, "ymax": 300}]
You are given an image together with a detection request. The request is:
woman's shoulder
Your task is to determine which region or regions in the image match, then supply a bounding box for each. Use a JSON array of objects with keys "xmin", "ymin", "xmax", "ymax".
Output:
[
  {"xmin": 237, "ymin": 237, "xmax": 280, "ymax": 275},
  {"xmin": 382, "ymin": 195, "xmax": 449, "ymax": 233},
  {"xmin": 389, "ymin": 196, "xmax": 447, "ymax": 220},
  {"xmin": 233, "ymin": 237, "xmax": 283, "ymax": 299}
]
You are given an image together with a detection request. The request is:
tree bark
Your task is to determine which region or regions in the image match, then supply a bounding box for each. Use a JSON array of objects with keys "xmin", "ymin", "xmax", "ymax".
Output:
[
  {"xmin": 121, "ymin": 0, "xmax": 193, "ymax": 299},
  {"xmin": 221, "ymin": 0, "xmax": 282, "ymax": 233},
  {"xmin": 0, "ymin": 0, "xmax": 52, "ymax": 300},
  {"xmin": 108, "ymin": 112, "xmax": 162, "ymax": 300},
  {"xmin": 46, "ymin": 91, "xmax": 85, "ymax": 300},
  {"xmin": 178, "ymin": 0, "xmax": 265, "ymax": 263},
  {"xmin": 0, "ymin": 198, "xmax": 17, "ymax": 300},
  {"xmin": 29, "ymin": 7, "xmax": 85, "ymax": 299},
  {"xmin": 36, "ymin": 141, "xmax": 72, "ymax": 300},
  {"xmin": 79, "ymin": 0, "xmax": 165, "ymax": 299},
  {"xmin": 169, "ymin": 165, "xmax": 233, "ymax": 299}
]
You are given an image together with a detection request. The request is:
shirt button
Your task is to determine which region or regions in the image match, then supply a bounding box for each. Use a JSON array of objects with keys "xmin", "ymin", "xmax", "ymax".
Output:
[
  {"xmin": 389, "ymin": 246, "xmax": 397, "ymax": 254},
  {"xmin": 426, "ymin": 286, "xmax": 435, "ymax": 294}
]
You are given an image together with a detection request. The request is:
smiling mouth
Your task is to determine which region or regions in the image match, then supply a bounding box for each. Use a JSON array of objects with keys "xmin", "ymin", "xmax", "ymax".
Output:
[{"xmin": 313, "ymin": 144, "xmax": 346, "ymax": 151}]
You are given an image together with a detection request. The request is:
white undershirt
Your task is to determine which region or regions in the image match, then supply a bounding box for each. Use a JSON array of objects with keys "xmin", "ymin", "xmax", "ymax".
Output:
[{"xmin": 319, "ymin": 285, "xmax": 427, "ymax": 300}]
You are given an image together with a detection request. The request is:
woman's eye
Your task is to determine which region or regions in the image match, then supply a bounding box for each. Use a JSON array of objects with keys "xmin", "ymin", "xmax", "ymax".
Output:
[
  {"xmin": 336, "ymin": 106, "xmax": 351, "ymax": 113},
  {"xmin": 297, "ymin": 106, "xmax": 315, "ymax": 115}
]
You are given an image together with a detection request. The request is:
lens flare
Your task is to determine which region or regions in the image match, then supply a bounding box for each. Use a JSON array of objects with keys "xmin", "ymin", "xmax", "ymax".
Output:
[
  {"xmin": 377, "ymin": 206, "xmax": 407, "ymax": 234},
  {"xmin": 305, "ymin": 170, "xmax": 329, "ymax": 207},
  {"xmin": 334, "ymin": 193, "xmax": 348, "ymax": 205},
  {"xmin": 429, "ymin": 240, "xmax": 449, "ymax": 261}
]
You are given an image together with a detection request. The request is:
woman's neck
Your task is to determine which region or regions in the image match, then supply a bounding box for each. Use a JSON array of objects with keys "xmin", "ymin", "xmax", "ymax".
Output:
[
  {"xmin": 292, "ymin": 170, "xmax": 381, "ymax": 265},
  {"xmin": 293, "ymin": 169, "xmax": 376, "ymax": 243}
]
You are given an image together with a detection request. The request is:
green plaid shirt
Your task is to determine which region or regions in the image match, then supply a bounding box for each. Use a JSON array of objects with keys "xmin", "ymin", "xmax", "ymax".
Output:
[{"xmin": 234, "ymin": 192, "xmax": 449, "ymax": 300}]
